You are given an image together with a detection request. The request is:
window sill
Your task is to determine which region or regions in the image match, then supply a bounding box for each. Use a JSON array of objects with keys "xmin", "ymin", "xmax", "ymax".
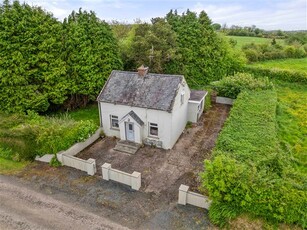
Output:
[
  {"xmin": 110, "ymin": 127, "xmax": 120, "ymax": 131},
  {"xmin": 148, "ymin": 135, "xmax": 159, "ymax": 139}
]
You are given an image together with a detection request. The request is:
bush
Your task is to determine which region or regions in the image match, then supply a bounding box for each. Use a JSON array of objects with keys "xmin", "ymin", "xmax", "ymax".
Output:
[
  {"xmin": 243, "ymin": 66, "xmax": 307, "ymax": 83},
  {"xmin": 202, "ymin": 90, "xmax": 307, "ymax": 227},
  {"xmin": 0, "ymin": 113, "xmax": 98, "ymax": 160},
  {"xmin": 211, "ymin": 73, "xmax": 273, "ymax": 99},
  {"xmin": 242, "ymin": 42, "xmax": 307, "ymax": 63}
]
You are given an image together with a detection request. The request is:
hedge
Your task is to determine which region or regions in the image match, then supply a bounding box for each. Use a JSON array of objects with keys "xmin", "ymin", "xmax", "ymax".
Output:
[
  {"xmin": 211, "ymin": 73, "xmax": 273, "ymax": 99},
  {"xmin": 243, "ymin": 66, "xmax": 307, "ymax": 83},
  {"xmin": 202, "ymin": 90, "xmax": 307, "ymax": 227}
]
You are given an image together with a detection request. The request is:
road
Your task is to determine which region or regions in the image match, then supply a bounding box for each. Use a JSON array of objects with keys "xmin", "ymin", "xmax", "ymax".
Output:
[{"xmin": 0, "ymin": 176, "xmax": 129, "ymax": 230}]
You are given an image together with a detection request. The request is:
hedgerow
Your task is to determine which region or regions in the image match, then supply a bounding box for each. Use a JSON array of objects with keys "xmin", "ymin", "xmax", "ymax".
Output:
[
  {"xmin": 0, "ymin": 112, "xmax": 97, "ymax": 161},
  {"xmin": 243, "ymin": 66, "xmax": 307, "ymax": 83},
  {"xmin": 202, "ymin": 90, "xmax": 307, "ymax": 227},
  {"xmin": 211, "ymin": 73, "xmax": 273, "ymax": 99}
]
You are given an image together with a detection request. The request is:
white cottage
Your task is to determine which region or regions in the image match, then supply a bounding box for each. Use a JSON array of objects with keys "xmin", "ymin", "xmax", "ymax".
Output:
[{"xmin": 97, "ymin": 66, "xmax": 207, "ymax": 152}]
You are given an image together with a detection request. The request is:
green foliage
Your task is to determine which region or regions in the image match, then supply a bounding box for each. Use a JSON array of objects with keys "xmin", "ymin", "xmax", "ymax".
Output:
[
  {"xmin": 243, "ymin": 65, "xmax": 307, "ymax": 83},
  {"xmin": 165, "ymin": 10, "xmax": 245, "ymax": 87},
  {"xmin": 0, "ymin": 2, "xmax": 122, "ymax": 113},
  {"xmin": 62, "ymin": 9, "xmax": 122, "ymax": 109},
  {"xmin": 0, "ymin": 112, "xmax": 98, "ymax": 160},
  {"xmin": 211, "ymin": 73, "xmax": 273, "ymax": 98},
  {"xmin": 185, "ymin": 121, "xmax": 193, "ymax": 129},
  {"xmin": 49, "ymin": 154, "xmax": 62, "ymax": 167},
  {"xmin": 0, "ymin": 1, "xmax": 67, "ymax": 113},
  {"xmin": 242, "ymin": 42, "xmax": 306, "ymax": 63},
  {"xmin": 285, "ymin": 32, "xmax": 307, "ymax": 45},
  {"xmin": 202, "ymin": 90, "xmax": 307, "ymax": 227}
]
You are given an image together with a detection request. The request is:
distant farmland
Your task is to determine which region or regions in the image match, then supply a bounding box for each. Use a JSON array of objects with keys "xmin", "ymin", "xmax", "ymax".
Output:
[
  {"xmin": 226, "ymin": 35, "xmax": 284, "ymax": 49},
  {"xmin": 250, "ymin": 58, "xmax": 307, "ymax": 72}
]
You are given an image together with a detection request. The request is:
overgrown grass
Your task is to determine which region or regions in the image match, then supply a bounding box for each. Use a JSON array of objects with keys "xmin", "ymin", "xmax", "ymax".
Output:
[
  {"xmin": 0, "ymin": 157, "xmax": 29, "ymax": 175},
  {"xmin": 275, "ymin": 81, "xmax": 307, "ymax": 174},
  {"xmin": 202, "ymin": 89, "xmax": 307, "ymax": 228},
  {"xmin": 250, "ymin": 58, "xmax": 307, "ymax": 72},
  {"xmin": 0, "ymin": 111, "xmax": 98, "ymax": 161},
  {"xmin": 59, "ymin": 104, "xmax": 100, "ymax": 126},
  {"xmin": 226, "ymin": 35, "xmax": 284, "ymax": 50}
]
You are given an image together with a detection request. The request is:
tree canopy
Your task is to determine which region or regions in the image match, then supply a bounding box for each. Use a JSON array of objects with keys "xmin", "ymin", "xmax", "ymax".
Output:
[{"xmin": 0, "ymin": 1, "xmax": 122, "ymax": 113}]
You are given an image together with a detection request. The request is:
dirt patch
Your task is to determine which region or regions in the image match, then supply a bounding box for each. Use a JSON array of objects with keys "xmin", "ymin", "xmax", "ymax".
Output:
[{"xmin": 77, "ymin": 103, "xmax": 230, "ymax": 195}]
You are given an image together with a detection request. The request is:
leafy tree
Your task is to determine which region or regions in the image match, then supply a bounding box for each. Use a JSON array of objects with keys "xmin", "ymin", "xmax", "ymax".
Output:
[
  {"xmin": 0, "ymin": 0, "xmax": 67, "ymax": 113},
  {"xmin": 128, "ymin": 17, "xmax": 179, "ymax": 73},
  {"xmin": 212, "ymin": 23, "xmax": 221, "ymax": 31},
  {"xmin": 166, "ymin": 10, "xmax": 244, "ymax": 87},
  {"xmin": 62, "ymin": 9, "xmax": 122, "ymax": 109}
]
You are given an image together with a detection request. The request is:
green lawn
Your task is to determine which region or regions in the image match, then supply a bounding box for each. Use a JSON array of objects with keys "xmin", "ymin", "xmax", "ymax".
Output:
[
  {"xmin": 275, "ymin": 81, "xmax": 307, "ymax": 174},
  {"xmin": 226, "ymin": 35, "xmax": 284, "ymax": 50},
  {"xmin": 250, "ymin": 58, "xmax": 307, "ymax": 72}
]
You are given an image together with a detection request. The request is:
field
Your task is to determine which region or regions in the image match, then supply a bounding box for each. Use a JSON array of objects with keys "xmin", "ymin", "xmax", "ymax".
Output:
[
  {"xmin": 275, "ymin": 81, "xmax": 307, "ymax": 173},
  {"xmin": 226, "ymin": 35, "xmax": 284, "ymax": 49},
  {"xmin": 250, "ymin": 58, "xmax": 307, "ymax": 72}
]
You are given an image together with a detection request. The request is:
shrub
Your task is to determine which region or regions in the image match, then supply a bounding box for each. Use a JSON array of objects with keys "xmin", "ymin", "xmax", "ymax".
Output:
[
  {"xmin": 211, "ymin": 73, "xmax": 273, "ymax": 99},
  {"xmin": 0, "ymin": 113, "xmax": 98, "ymax": 160},
  {"xmin": 243, "ymin": 66, "xmax": 307, "ymax": 83},
  {"xmin": 49, "ymin": 154, "xmax": 62, "ymax": 167},
  {"xmin": 202, "ymin": 90, "xmax": 307, "ymax": 228}
]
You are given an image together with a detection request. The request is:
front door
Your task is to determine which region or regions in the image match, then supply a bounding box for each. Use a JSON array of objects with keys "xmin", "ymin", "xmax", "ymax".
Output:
[{"xmin": 125, "ymin": 122, "xmax": 135, "ymax": 142}]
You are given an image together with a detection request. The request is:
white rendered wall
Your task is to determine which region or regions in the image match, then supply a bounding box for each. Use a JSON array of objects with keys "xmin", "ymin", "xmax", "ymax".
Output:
[
  {"xmin": 187, "ymin": 102, "xmax": 198, "ymax": 123},
  {"xmin": 99, "ymin": 102, "xmax": 172, "ymax": 149},
  {"xmin": 170, "ymin": 80, "xmax": 190, "ymax": 147}
]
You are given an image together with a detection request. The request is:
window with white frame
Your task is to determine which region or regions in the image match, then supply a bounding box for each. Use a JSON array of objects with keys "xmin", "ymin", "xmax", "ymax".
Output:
[
  {"xmin": 181, "ymin": 91, "xmax": 185, "ymax": 105},
  {"xmin": 110, "ymin": 115, "xmax": 119, "ymax": 129},
  {"xmin": 149, "ymin": 122, "xmax": 158, "ymax": 136}
]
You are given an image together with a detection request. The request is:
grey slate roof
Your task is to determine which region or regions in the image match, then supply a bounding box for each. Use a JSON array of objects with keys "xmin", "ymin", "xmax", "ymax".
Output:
[
  {"xmin": 189, "ymin": 90, "xmax": 208, "ymax": 101},
  {"xmin": 120, "ymin": 111, "xmax": 144, "ymax": 126},
  {"xmin": 97, "ymin": 70, "xmax": 183, "ymax": 112}
]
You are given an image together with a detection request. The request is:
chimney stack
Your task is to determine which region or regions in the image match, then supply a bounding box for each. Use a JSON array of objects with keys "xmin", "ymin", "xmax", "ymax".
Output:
[{"xmin": 137, "ymin": 65, "xmax": 149, "ymax": 77}]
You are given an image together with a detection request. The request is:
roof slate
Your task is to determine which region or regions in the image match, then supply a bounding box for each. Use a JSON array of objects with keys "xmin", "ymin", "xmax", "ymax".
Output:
[{"xmin": 97, "ymin": 70, "xmax": 183, "ymax": 112}]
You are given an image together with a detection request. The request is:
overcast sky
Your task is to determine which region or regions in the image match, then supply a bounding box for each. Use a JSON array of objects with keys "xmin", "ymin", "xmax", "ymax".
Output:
[{"xmin": 25, "ymin": 0, "xmax": 307, "ymax": 30}]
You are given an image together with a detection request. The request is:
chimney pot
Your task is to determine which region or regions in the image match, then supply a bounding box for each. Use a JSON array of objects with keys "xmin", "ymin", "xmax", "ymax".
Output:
[{"xmin": 137, "ymin": 65, "xmax": 149, "ymax": 77}]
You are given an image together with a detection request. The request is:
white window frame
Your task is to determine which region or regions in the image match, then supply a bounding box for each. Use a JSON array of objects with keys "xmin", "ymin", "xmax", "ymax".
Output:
[
  {"xmin": 149, "ymin": 122, "xmax": 158, "ymax": 137},
  {"xmin": 110, "ymin": 115, "xmax": 119, "ymax": 129}
]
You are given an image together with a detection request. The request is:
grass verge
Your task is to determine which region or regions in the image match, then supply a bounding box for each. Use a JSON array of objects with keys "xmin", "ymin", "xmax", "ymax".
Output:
[{"xmin": 0, "ymin": 157, "xmax": 29, "ymax": 175}]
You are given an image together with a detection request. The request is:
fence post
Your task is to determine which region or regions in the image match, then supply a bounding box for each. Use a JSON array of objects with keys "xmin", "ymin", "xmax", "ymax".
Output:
[
  {"xmin": 131, "ymin": 171, "xmax": 141, "ymax": 190},
  {"xmin": 86, "ymin": 158, "xmax": 96, "ymax": 176},
  {"xmin": 178, "ymin": 184, "xmax": 189, "ymax": 205},
  {"xmin": 101, "ymin": 163, "xmax": 111, "ymax": 180}
]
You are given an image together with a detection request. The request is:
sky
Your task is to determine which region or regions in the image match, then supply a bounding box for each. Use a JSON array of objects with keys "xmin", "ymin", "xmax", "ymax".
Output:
[{"xmin": 25, "ymin": 0, "xmax": 307, "ymax": 31}]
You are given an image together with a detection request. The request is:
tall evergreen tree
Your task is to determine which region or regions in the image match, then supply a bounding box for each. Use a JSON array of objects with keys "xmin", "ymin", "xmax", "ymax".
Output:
[
  {"xmin": 0, "ymin": 0, "xmax": 67, "ymax": 112},
  {"xmin": 166, "ymin": 10, "xmax": 244, "ymax": 87},
  {"xmin": 63, "ymin": 9, "xmax": 122, "ymax": 109}
]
